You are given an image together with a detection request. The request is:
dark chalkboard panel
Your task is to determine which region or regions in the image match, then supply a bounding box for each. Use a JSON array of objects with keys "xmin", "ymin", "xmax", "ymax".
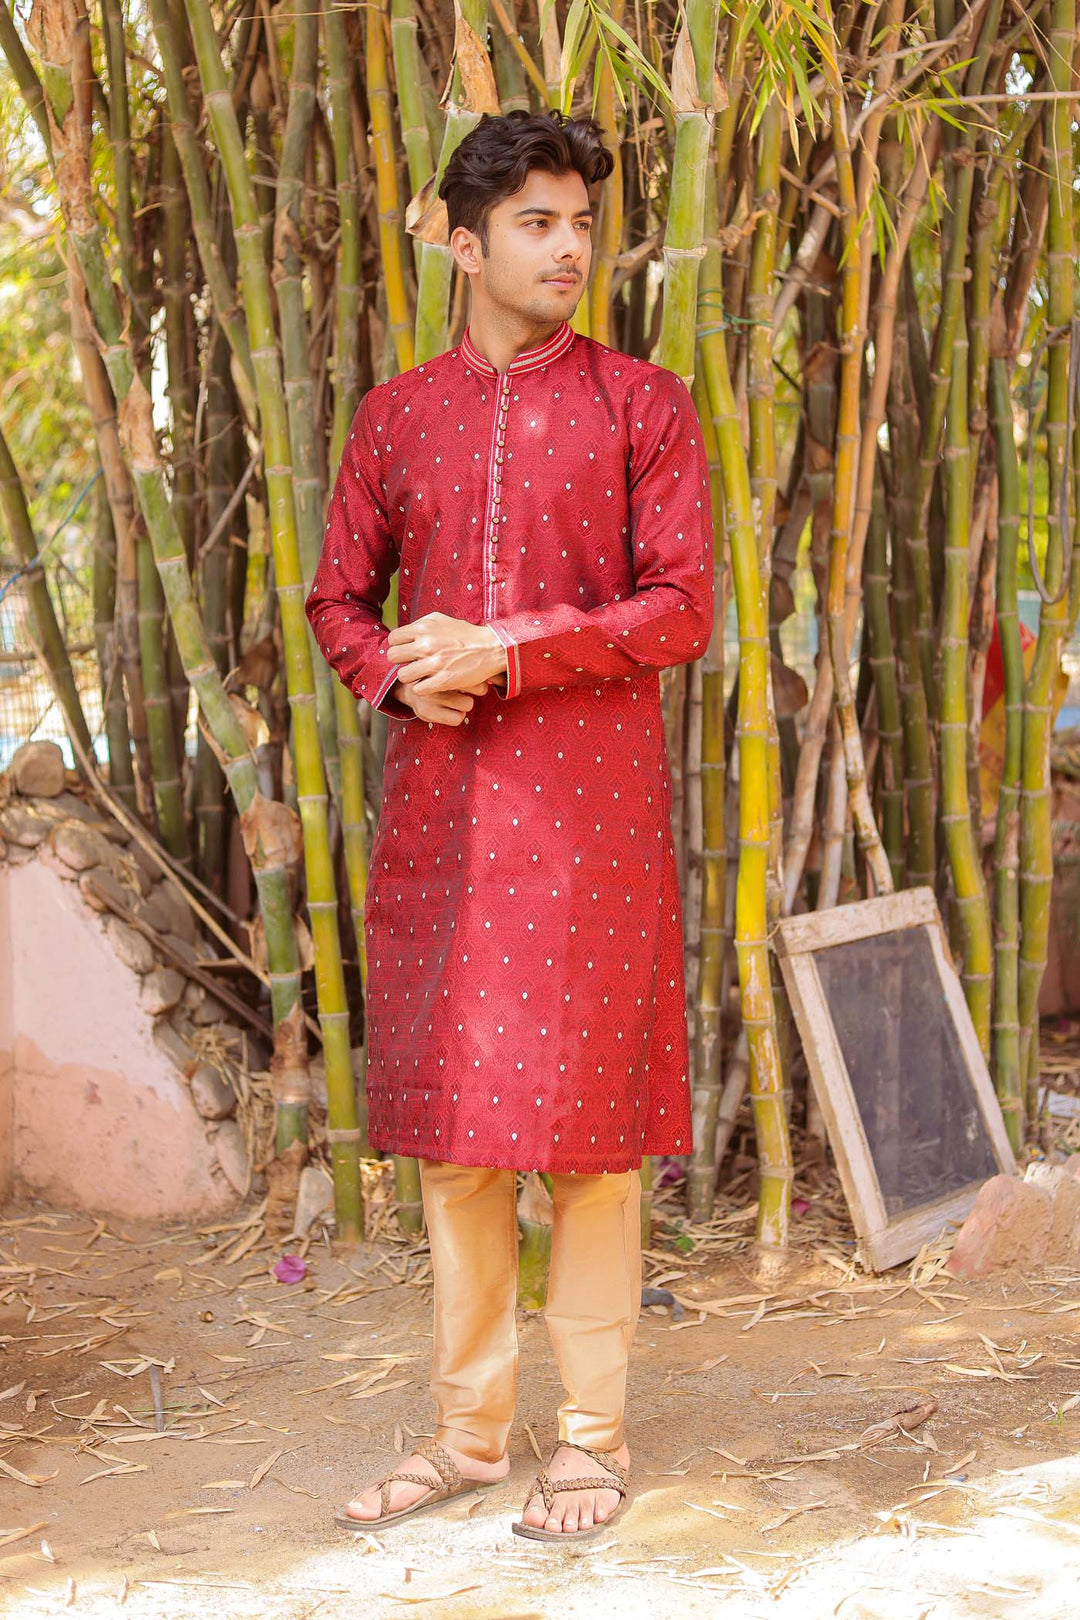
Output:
[
  {"xmin": 813, "ymin": 926, "xmax": 1000, "ymax": 1217},
  {"xmin": 775, "ymin": 890, "xmax": 1016, "ymax": 1270}
]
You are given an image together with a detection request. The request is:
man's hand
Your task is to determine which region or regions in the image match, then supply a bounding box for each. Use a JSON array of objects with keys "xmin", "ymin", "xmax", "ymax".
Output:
[
  {"xmin": 393, "ymin": 679, "xmax": 491, "ymax": 727},
  {"xmin": 387, "ymin": 613, "xmax": 508, "ymax": 695}
]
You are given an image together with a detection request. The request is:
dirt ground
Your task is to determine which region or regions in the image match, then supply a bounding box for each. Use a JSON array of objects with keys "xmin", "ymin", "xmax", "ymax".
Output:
[{"xmin": 3, "ymin": 1164, "xmax": 1080, "ymax": 1620}]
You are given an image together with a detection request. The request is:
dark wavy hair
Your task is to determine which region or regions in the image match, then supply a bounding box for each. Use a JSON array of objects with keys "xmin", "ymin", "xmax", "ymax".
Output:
[{"xmin": 438, "ymin": 110, "xmax": 614, "ymax": 253}]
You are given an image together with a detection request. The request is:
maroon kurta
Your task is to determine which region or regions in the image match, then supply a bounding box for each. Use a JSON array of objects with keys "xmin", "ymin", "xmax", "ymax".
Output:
[{"xmin": 307, "ymin": 321, "xmax": 713, "ymax": 1174}]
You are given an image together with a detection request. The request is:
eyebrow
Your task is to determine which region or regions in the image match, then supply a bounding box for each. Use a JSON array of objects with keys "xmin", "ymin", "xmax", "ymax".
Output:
[{"xmin": 512, "ymin": 205, "xmax": 594, "ymax": 220}]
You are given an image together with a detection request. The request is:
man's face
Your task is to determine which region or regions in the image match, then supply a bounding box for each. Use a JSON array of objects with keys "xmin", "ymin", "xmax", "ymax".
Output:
[{"xmin": 452, "ymin": 168, "xmax": 594, "ymax": 325}]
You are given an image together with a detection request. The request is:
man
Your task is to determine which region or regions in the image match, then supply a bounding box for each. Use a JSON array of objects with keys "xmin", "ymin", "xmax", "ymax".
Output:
[{"xmin": 307, "ymin": 109, "xmax": 713, "ymax": 1541}]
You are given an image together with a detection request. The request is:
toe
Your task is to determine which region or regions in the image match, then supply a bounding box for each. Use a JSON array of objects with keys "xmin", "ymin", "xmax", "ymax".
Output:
[
  {"xmin": 522, "ymin": 1501, "xmax": 548, "ymax": 1528},
  {"xmin": 544, "ymin": 1510, "xmax": 563, "ymax": 1533},
  {"xmin": 561, "ymin": 1499, "xmax": 580, "ymax": 1533}
]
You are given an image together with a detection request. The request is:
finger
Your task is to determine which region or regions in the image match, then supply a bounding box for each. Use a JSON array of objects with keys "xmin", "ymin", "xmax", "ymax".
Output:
[
  {"xmin": 386, "ymin": 640, "xmax": 428, "ymax": 664},
  {"xmin": 386, "ymin": 621, "xmax": 427, "ymax": 647},
  {"xmin": 460, "ymin": 683, "xmax": 491, "ymax": 696},
  {"xmin": 394, "ymin": 657, "xmax": 443, "ymax": 685}
]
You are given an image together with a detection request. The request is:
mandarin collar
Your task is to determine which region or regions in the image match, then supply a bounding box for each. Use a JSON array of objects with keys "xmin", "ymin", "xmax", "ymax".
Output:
[{"xmin": 457, "ymin": 321, "xmax": 575, "ymax": 378}]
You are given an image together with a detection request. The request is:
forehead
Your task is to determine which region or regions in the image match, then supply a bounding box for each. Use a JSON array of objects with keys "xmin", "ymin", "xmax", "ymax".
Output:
[{"xmin": 493, "ymin": 168, "xmax": 592, "ymax": 218}]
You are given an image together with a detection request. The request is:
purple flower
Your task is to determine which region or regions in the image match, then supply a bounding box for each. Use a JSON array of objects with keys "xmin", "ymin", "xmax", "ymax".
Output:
[{"xmin": 273, "ymin": 1254, "xmax": 307, "ymax": 1284}]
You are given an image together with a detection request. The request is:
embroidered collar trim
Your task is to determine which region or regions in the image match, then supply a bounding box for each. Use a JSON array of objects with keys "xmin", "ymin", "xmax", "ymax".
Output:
[{"xmin": 458, "ymin": 322, "xmax": 575, "ymax": 378}]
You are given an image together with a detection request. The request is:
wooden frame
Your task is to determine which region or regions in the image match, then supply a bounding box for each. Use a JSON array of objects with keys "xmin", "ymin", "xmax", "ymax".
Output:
[{"xmin": 774, "ymin": 888, "xmax": 1016, "ymax": 1272}]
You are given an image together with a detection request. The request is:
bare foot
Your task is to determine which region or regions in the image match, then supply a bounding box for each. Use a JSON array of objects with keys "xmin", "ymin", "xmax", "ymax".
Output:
[
  {"xmin": 521, "ymin": 1442, "xmax": 629, "ymax": 1535},
  {"xmin": 340, "ymin": 1440, "xmax": 509, "ymax": 1523}
]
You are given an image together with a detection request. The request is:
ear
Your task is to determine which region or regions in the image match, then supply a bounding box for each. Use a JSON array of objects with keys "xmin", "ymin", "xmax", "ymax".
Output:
[{"xmin": 449, "ymin": 225, "xmax": 482, "ymax": 277}]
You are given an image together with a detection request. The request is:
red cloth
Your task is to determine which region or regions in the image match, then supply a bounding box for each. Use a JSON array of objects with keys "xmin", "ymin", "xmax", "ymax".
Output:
[{"xmin": 306, "ymin": 322, "xmax": 714, "ymax": 1173}]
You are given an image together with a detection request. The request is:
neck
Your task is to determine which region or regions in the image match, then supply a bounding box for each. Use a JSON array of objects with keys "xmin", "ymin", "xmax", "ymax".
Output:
[{"xmin": 463, "ymin": 307, "xmax": 565, "ymax": 376}]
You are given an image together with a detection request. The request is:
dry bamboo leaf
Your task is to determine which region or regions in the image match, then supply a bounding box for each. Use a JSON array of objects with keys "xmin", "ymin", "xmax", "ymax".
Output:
[
  {"xmin": 858, "ymin": 1400, "xmax": 937, "ymax": 1447},
  {"xmin": 39, "ymin": 1540, "xmax": 55, "ymax": 1563},
  {"xmin": 524, "ymin": 1422, "xmax": 543, "ymax": 1462},
  {"xmin": 239, "ymin": 790, "xmax": 303, "ymax": 872},
  {"xmin": 683, "ymin": 1501, "xmax": 732, "ymax": 1521},
  {"xmin": 201, "ymin": 1479, "xmax": 246, "ymax": 1490},
  {"xmin": 377, "ymin": 1582, "xmax": 481, "ymax": 1604},
  {"xmin": 146, "ymin": 1529, "xmax": 161, "ymax": 1551},
  {"xmin": 452, "ymin": 0, "xmax": 500, "ymax": 114},
  {"xmin": 670, "ymin": 19, "xmax": 704, "ymax": 113},
  {"xmin": 0, "ymin": 1382, "xmax": 26, "ymax": 1403},
  {"xmin": 760, "ymin": 1500, "xmax": 827, "ymax": 1533},
  {"xmin": 0, "ymin": 1523, "xmax": 48, "ymax": 1548},
  {"xmin": 0, "ymin": 1456, "xmax": 57, "ymax": 1487},
  {"xmin": 249, "ymin": 1447, "xmax": 287, "ymax": 1488},
  {"xmin": 348, "ymin": 1378, "xmax": 412, "ymax": 1401},
  {"xmin": 80, "ymin": 1462, "xmax": 148, "ymax": 1485},
  {"xmin": 405, "ymin": 176, "xmax": 448, "ymax": 245},
  {"xmin": 670, "ymin": 1311, "xmax": 707, "ymax": 1332},
  {"xmin": 393, "ymin": 1425, "xmax": 405, "ymax": 1455},
  {"xmin": 163, "ymin": 1506, "xmax": 236, "ymax": 1519}
]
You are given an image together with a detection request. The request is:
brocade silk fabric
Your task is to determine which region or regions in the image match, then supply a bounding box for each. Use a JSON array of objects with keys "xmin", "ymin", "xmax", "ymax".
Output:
[{"xmin": 306, "ymin": 322, "xmax": 714, "ymax": 1173}]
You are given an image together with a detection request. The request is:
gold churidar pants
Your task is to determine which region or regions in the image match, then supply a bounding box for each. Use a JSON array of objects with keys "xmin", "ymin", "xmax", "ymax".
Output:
[{"xmin": 418, "ymin": 1160, "xmax": 642, "ymax": 1463}]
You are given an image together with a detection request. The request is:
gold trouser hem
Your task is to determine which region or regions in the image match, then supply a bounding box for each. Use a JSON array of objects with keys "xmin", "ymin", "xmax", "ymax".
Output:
[{"xmin": 418, "ymin": 1160, "xmax": 642, "ymax": 1462}]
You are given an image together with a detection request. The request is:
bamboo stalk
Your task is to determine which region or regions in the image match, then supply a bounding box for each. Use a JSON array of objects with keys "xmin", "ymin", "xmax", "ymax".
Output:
[
  {"xmin": 698, "ymin": 157, "xmax": 791, "ymax": 1249},
  {"xmin": 1018, "ymin": 0, "xmax": 1078, "ymax": 1115},
  {"xmin": 989, "ymin": 348, "xmax": 1024, "ymax": 1146},
  {"xmin": 182, "ymin": 0, "xmax": 362, "ymax": 1234},
  {"xmin": 367, "ymin": 0, "xmax": 415, "ymax": 374},
  {"xmin": 940, "ymin": 316, "xmax": 992, "ymax": 1051}
]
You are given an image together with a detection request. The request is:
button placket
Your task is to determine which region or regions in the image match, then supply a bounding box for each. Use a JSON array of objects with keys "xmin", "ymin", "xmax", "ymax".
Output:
[{"xmin": 483, "ymin": 378, "xmax": 512, "ymax": 616}]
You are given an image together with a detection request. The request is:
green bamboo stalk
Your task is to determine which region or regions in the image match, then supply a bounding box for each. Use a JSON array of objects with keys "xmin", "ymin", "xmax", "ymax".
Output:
[
  {"xmin": 940, "ymin": 316, "xmax": 992, "ymax": 1052},
  {"xmin": 864, "ymin": 490, "xmax": 905, "ymax": 889},
  {"xmin": 651, "ymin": 0, "xmax": 719, "ymax": 388},
  {"xmin": 413, "ymin": 0, "xmax": 490, "ymax": 364},
  {"xmin": 989, "ymin": 348, "xmax": 1024, "ymax": 1146},
  {"xmin": 146, "ymin": 0, "xmax": 256, "ymax": 409},
  {"xmin": 194, "ymin": 319, "xmax": 235, "ymax": 892},
  {"xmin": 588, "ymin": 0, "xmax": 625, "ymax": 347},
  {"xmin": 688, "ymin": 340, "xmax": 726, "ymax": 1223},
  {"xmin": 1018, "ymin": 0, "xmax": 1078, "ymax": 1115},
  {"xmin": 698, "ymin": 159, "xmax": 791, "ymax": 1248},
  {"xmin": 823, "ymin": 61, "xmax": 893, "ymax": 898},
  {"xmin": 367, "ymin": 0, "xmax": 416, "ymax": 374},
  {"xmin": 489, "ymin": 0, "xmax": 530, "ymax": 111},
  {"xmin": 136, "ymin": 522, "xmax": 190, "ymax": 861},
  {"xmin": 887, "ymin": 297, "xmax": 937, "ymax": 889},
  {"xmin": 324, "ymin": 0, "xmax": 376, "ymax": 1157},
  {"xmin": 0, "ymin": 419, "xmax": 94, "ymax": 758},
  {"xmin": 183, "ymin": 0, "xmax": 362, "ymax": 1235},
  {"xmin": 90, "ymin": 472, "xmax": 135, "ymax": 803},
  {"xmin": 277, "ymin": 0, "xmax": 342, "ymax": 810}
]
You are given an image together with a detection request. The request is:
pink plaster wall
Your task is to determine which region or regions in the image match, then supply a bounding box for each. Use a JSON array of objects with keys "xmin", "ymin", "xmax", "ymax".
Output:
[{"xmin": 0, "ymin": 859, "xmax": 234, "ymax": 1220}]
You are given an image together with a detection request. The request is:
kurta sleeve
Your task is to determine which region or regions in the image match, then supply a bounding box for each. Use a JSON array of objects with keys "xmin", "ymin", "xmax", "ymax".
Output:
[
  {"xmin": 305, "ymin": 393, "xmax": 412, "ymax": 720},
  {"xmin": 486, "ymin": 368, "xmax": 714, "ymax": 700}
]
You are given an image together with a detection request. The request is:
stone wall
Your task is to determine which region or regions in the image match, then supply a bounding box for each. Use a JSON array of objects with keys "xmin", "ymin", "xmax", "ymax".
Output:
[{"xmin": 0, "ymin": 743, "xmax": 261, "ymax": 1220}]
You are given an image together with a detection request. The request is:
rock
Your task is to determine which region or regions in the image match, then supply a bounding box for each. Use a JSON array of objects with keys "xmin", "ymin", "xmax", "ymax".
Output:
[
  {"xmin": 190, "ymin": 1063, "xmax": 237, "ymax": 1120},
  {"xmin": 948, "ymin": 1173, "xmax": 1060, "ymax": 1278},
  {"xmin": 130, "ymin": 844, "xmax": 162, "ymax": 891},
  {"xmin": 140, "ymin": 967, "xmax": 185, "ymax": 1015},
  {"xmin": 293, "ymin": 1165, "xmax": 335, "ymax": 1237},
  {"xmin": 0, "ymin": 804, "xmax": 51, "ymax": 847},
  {"xmin": 152, "ymin": 1018, "xmax": 196, "ymax": 1075},
  {"xmin": 10, "ymin": 740, "xmax": 66, "ymax": 797},
  {"xmin": 78, "ymin": 866, "xmax": 134, "ymax": 915},
  {"xmin": 103, "ymin": 916, "xmax": 156, "ymax": 974},
  {"xmin": 191, "ymin": 993, "xmax": 228, "ymax": 1027},
  {"xmin": 149, "ymin": 881, "xmax": 198, "ymax": 944},
  {"xmin": 163, "ymin": 932, "xmax": 199, "ymax": 967},
  {"xmin": 211, "ymin": 1120, "xmax": 250, "ymax": 1196},
  {"xmin": 51, "ymin": 820, "xmax": 119, "ymax": 873}
]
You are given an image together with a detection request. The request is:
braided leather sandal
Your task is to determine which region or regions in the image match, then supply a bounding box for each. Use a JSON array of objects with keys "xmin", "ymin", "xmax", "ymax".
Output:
[
  {"xmin": 334, "ymin": 1437, "xmax": 501, "ymax": 1532},
  {"xmin": 512, "ymin": 1440, "xmax": 630, "ymax": 1542}
]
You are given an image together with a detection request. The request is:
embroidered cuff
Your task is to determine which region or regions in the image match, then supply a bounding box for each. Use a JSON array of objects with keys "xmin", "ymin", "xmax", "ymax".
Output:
[{"xmin": 487, "ymin": 620, "xmax": 522, "ymax": 700}]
